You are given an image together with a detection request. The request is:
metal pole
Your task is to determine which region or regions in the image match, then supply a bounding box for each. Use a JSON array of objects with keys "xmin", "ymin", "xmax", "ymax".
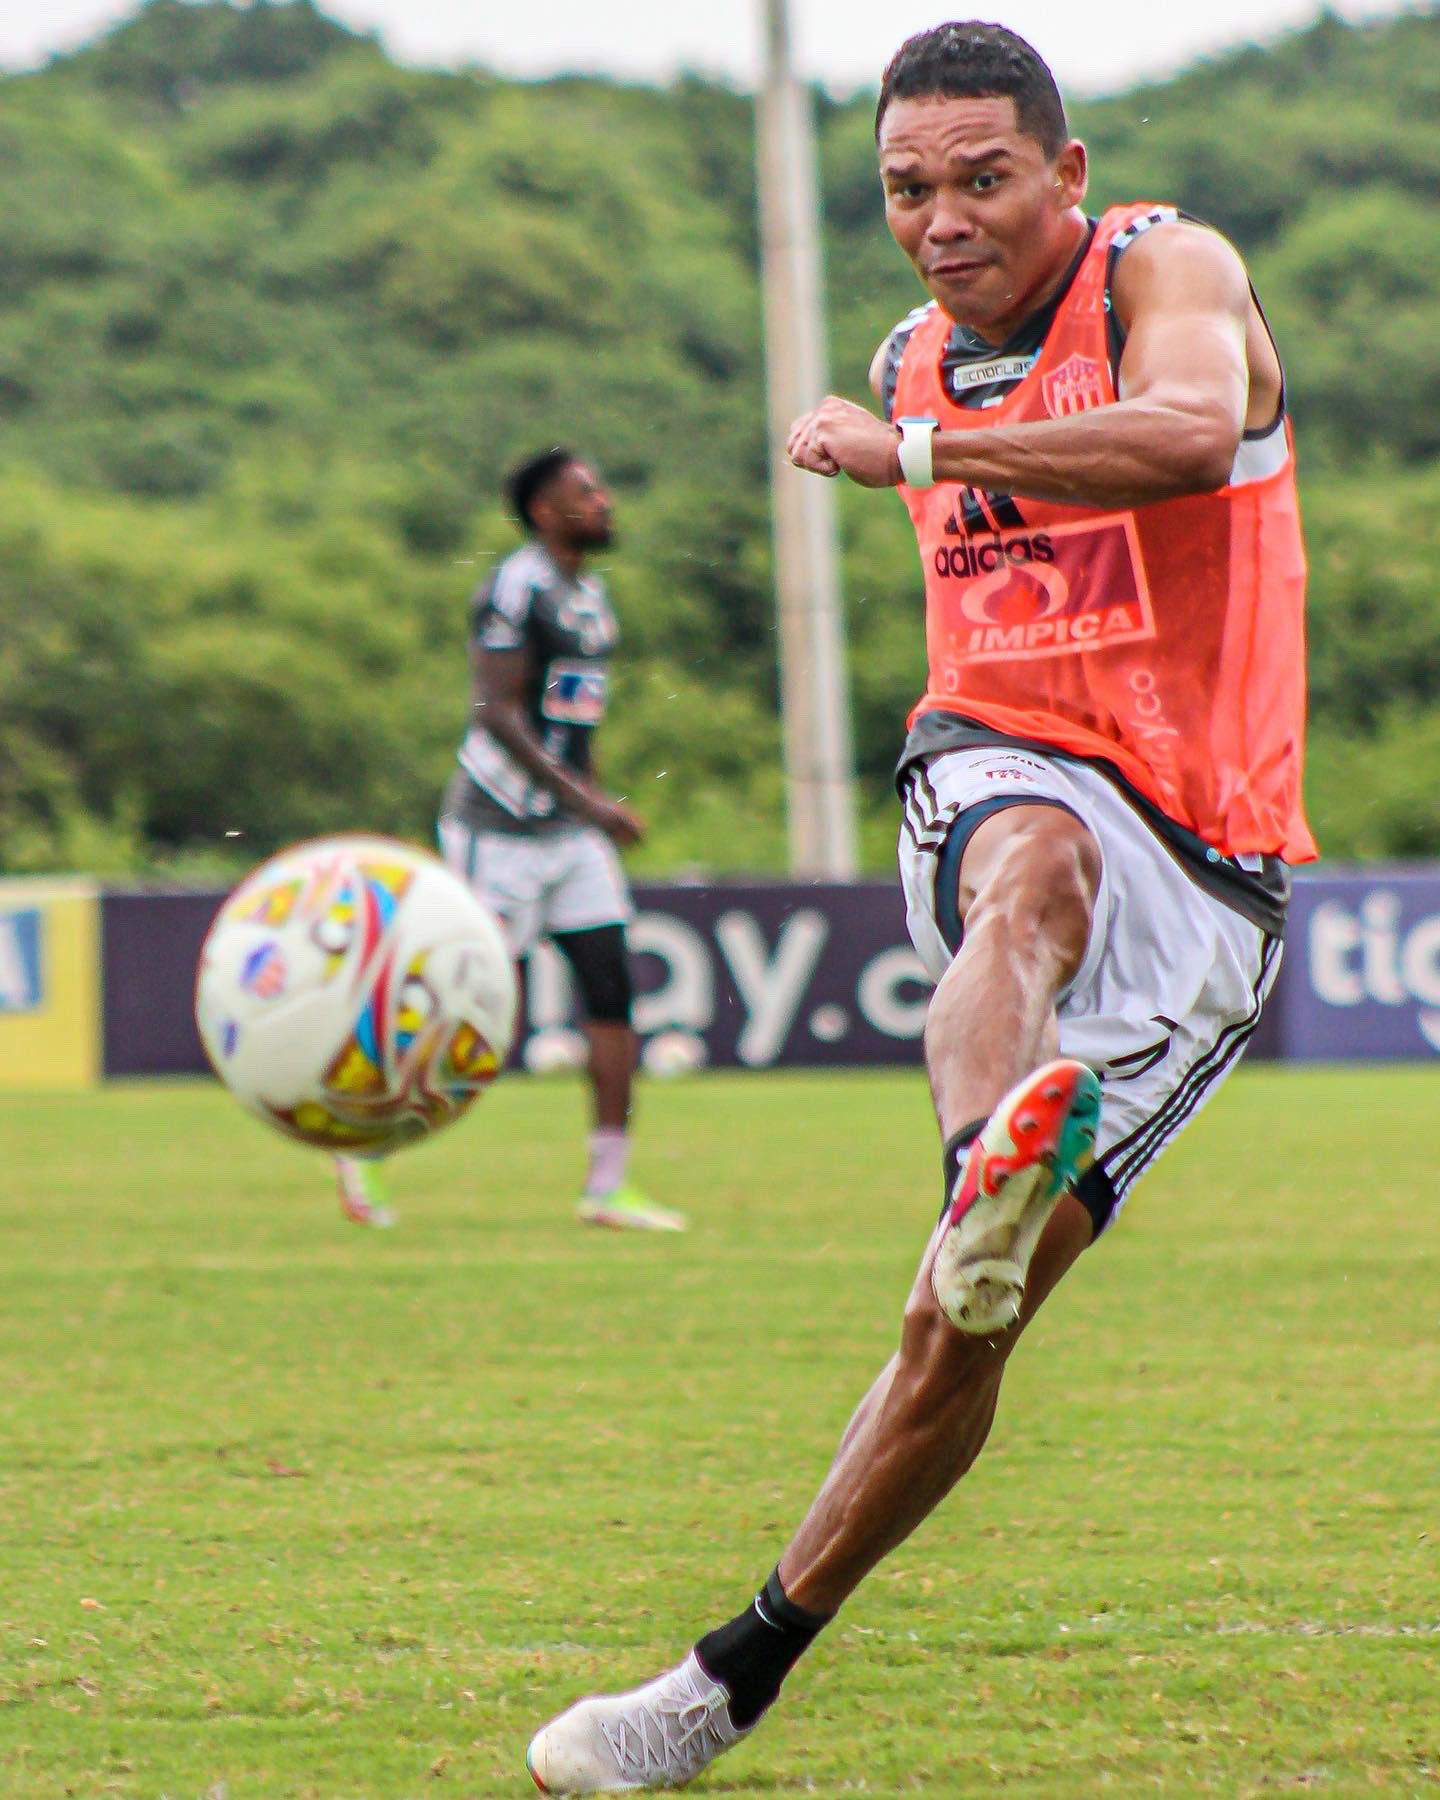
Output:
[{"xmin": 756, "ymin": 0, "xmax": 858, "ymax": 879}]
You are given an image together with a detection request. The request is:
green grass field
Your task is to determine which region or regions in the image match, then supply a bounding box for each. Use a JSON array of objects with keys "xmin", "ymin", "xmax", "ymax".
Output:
[{"xmin": 1, "ymin": 1067, "xmax": 1436, "ymax": 1799}]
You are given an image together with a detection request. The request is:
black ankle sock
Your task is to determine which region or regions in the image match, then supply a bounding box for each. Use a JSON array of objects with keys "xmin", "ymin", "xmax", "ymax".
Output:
[
  {"xmin": 940, "ymin": 1119, "xmax": 987, "ymax": 1218},
  {"xmin": 693, "ymin": 1569, "xmax": 833, "ymax": 1729}
]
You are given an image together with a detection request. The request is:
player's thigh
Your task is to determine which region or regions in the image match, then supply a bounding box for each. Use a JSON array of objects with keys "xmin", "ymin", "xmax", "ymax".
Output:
[
  {"xmin": 898, "ymin": 749, "xmax": 1108, "ymax": 997},
  {"xmin": 436, "ymin": 817, "xmax": 542, "ymax": 958},
  {"xmin": 540, "ymin": 827, "xmax": 634, "ymax": 940},
  {"xmin": 953, "ymin": 804, "xmax": 1102, "ymax": 990}
]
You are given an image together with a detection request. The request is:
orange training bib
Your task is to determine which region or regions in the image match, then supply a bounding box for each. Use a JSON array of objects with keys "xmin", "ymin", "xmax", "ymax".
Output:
[{"xmin": 894, "ymin": 202, "xmax": 1316, "ymax": 863}]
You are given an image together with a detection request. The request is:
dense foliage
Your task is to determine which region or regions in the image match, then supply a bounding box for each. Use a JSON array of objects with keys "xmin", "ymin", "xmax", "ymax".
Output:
[{"xmin": 2, "ymin": 0, "xmax": 1438, "ymax": 875}]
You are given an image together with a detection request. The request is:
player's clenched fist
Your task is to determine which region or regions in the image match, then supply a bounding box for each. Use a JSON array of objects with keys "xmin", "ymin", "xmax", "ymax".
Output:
[{"xmin": 786, "ymin": 396, "xmax": 903, "ymax": 488}]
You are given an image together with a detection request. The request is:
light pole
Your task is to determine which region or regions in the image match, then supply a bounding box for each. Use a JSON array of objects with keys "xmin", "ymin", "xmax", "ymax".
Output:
[{"xmin": 755, "ymin": 0, "xmax": 858, "ymax": 879}]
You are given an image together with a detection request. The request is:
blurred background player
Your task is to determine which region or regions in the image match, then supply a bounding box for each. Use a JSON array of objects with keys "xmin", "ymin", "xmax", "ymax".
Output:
[
  {"xmin": 336, "ymin": 450, "xmax": 682, "ymax": 1233},
  {"xmin": 525, "ymin": 19, "xmax": 1312, "ymax": 1790}
]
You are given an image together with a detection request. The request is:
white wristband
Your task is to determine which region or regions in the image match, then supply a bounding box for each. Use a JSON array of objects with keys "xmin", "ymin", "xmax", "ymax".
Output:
[{"xmin": 895, "ymin": 416, "xmax": 939, "ymax": 487}]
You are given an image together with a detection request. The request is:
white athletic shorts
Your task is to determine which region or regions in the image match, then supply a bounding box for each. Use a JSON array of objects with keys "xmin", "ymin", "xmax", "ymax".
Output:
[
  {"xmin": 436, "ymin": 819, "xmax": 633, "ymax": 960},
  {"xmin": 898, "ymin": 747, "xmax": 1282, "ymax": 1229}
]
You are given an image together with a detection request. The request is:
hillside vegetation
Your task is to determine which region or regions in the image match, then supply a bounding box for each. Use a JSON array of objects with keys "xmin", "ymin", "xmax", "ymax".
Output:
[{"xmin": 3, "ymin": 0, "xmax": 1439, "ymax": 875}]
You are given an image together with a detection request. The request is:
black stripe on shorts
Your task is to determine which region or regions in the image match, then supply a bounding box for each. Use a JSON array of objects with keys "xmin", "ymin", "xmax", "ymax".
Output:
[
  {"xmin": 900, "ymin": 766, "xmax": 950, "ymax": 850},
  {"xmin": 1102, "ymin": 935, "xmax": 1280, "ymax": 1202}
]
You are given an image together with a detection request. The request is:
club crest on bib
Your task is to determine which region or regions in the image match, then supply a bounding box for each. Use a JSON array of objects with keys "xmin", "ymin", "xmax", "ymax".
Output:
[{"xmin": 1041, "ymin": 353, "xmax": 1107, "ymax": 418}]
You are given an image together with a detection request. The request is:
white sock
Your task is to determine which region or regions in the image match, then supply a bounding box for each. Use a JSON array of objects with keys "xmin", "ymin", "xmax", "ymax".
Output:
[{"xmin": 586, "ymin": 1128, "xmax": 630, "ymax": 1197}]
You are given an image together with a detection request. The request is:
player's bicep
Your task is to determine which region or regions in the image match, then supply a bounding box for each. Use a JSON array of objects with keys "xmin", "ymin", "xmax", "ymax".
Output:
[
  {"xmin": 1113, "ymin": 226, "xmax": 1250, "ymax": 435},
  {"xmin": 472, "ymin": 643, "xmax": 530, "ymax": 712}
]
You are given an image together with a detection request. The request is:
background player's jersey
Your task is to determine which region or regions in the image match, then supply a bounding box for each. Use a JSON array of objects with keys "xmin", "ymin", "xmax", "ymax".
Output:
[{"xmin": 444, "ymin": 542, "xmax": 618, "ymax": 835}]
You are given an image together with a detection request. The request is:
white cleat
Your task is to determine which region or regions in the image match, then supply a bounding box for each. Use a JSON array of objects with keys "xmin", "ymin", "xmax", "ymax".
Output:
[{"xmin": 526, "ymin": 1651, "xmax": 750, "ymax": 1794}]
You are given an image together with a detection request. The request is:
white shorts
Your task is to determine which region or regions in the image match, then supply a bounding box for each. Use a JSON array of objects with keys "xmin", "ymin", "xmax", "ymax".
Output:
[
  {"xmin": 436, "ymin": 820, "xmax": 633, "ymax": 960},
  {"xmin": 898, "ymin": 748, "xmax": 1281, "ymax": 1228}
]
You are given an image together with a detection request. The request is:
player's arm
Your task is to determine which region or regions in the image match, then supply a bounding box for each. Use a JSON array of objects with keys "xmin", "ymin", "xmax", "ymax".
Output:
[
  {"xmin": 867, "ymin": 333, "xmax": 893, "ymax": 404},
  {"xmin": 789, "ymin": 224, "xmax": 1251, "ymax": 507},
  {"xmin": 472, "ymin": 644, "xmax": 643, "ymax": 846}
]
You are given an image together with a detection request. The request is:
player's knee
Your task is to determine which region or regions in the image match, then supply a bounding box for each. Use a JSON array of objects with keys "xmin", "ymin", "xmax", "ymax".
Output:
[
  {"xmin": 553, "ymin": 924, "xmax": 633, "ymax": 1025},
  {"xmin": 964, "ymin": 821, "xmax": 1100, "ymax": 989},
  {"xmin": 898, "ymin": 1282, "xmax": 1009, "ymax": 1397}
]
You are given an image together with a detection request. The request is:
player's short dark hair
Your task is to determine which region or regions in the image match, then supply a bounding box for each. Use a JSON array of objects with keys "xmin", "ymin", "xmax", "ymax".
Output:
[
  {"xmin": 506, "ymin": 447, "xmax": 578, "ymax": 531},
  {"xmin": 875, "ymin": 21, "xmax": 1068, "ymax": 157}
]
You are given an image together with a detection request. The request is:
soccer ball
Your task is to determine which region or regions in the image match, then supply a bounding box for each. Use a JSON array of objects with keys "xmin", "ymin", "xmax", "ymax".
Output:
[
  {"xmin": 195, "ymin": 834, "xmax": 516, "ymax": 1157},
  {"xmin": 522, "ymin": 1026, "xmax": 589, "ymax": 1075},
  {"xmin": 641, "ymin": 1029, "xmax": 708, "ymax": 1079}
]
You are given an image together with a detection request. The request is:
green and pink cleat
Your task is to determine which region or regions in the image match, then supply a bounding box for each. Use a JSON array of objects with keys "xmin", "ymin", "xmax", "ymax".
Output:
[
  {"xmin": 931, "ymin": 1058, "xmax": 1102, "ymax": 1335},
  {"xmin": 334, "ymin": 1154, "xmax": 397, "ymax": 1229},
  {"xmin": 576, "ymin": 1184, "xmax": 687, "ymax": 1233}
]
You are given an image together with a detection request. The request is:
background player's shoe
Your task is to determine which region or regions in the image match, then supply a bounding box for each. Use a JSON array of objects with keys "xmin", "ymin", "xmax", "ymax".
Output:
[
  {"xmin": 576, "ymin": 1184, "xmax": 686, "ymax": 1232},
  {"xmin": 931, "ymin": 1058, "xmax": 1101, "ymax": 1336},
  {"xmin": 334, "ymin": 1155, "xmax": 396, "ymax": 1229},
  {"xmin": 526, "ymin": 1651, "xmax": 749, "ymax": 1794}
]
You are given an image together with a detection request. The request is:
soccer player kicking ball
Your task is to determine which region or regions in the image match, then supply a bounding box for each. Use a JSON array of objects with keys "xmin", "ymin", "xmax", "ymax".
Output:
[{"xmin": 526, "ymin": 20, "xmax": 1314, "ymax": 1792}]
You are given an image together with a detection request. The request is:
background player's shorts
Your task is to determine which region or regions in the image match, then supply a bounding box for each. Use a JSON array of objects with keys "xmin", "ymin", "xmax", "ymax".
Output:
[
  {"xmin": 898, "ymin": 748, "xmax": 1282, "ymax": 1229},
  {"xmin": 436, "ymin": 819, "xmax": 633, "ymax": 960}
]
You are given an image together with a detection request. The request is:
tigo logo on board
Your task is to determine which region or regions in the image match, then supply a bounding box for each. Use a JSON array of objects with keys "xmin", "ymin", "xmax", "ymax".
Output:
[{"xmin": 0, "ymin": 908, "xmax": 43, "ymax": 1013}]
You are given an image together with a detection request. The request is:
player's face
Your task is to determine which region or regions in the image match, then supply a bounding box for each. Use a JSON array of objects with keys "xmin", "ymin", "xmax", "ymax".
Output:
[
  {"xmin": 878, "ymin": 94, "xmax": 1087, "ymax": 343},
  {"xmin": 540, "ymin": 462, "xmax": 615, "ymax": 550}
]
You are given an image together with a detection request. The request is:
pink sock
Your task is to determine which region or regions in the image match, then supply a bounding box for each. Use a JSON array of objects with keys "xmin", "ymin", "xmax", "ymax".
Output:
[{"xmin": 586, "ymin": 1129, "xmax": 630, "ymax": 1197}]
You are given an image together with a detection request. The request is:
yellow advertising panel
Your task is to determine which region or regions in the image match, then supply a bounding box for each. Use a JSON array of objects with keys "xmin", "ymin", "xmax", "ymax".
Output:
[{"xmin": 0, "ymin": 879, "xmax": 101, "ymax": 1089}]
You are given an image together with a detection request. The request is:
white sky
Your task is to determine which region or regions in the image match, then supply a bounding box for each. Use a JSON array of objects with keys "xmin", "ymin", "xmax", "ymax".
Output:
[{"xmin": 0, "ymin": 0, "xmax": 1421, "ymax": 94}]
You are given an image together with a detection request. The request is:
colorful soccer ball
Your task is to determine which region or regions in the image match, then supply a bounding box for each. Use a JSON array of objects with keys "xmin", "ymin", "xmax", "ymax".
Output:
[{"xmin": 195, "ymin": 834, "xmax": 516, "ymax": 1157}]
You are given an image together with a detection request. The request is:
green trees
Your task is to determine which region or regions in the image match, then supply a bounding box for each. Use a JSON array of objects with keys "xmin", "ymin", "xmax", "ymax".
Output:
[{"xmin": 1, "ymin": 1, "xmax": 1437, "ymax": 873}]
